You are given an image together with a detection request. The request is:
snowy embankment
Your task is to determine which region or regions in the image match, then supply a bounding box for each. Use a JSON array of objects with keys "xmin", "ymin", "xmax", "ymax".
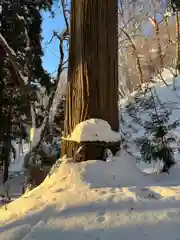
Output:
[
  {"xmin": 120, "ymin": 70, "xmax": 180, "ymax": 173},
  {"xmin": 1, "ymin": 70, "xmax": 180, "ymax": 239},
  {"xmin": 1, "ymin": 153, "xmax": 180, "ymax": 240}
]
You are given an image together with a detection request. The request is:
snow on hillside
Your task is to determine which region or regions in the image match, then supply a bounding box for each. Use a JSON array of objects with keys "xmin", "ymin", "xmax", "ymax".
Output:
[
  {"xmin": 2, "ymin": 70, "xmax": 180, "ymax": 239},
  {"xmin": 120, "ymin": 69, "xmax": 180, "ymax": 173}
]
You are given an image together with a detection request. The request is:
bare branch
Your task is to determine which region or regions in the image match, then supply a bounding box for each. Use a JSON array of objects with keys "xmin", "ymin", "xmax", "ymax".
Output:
[
  {"xmin": 119, "ymin": 26, "xmax": 144, "ymax": 85},
  {"xmin": 60, "ymin": 0, "xmax": 69, "ymax": 34}
]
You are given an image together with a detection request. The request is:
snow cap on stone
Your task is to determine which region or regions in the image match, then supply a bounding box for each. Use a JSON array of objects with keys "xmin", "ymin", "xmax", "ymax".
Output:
[{"xmin": 63, "ymin": 118, "xmax": 121, "ymax": 143}]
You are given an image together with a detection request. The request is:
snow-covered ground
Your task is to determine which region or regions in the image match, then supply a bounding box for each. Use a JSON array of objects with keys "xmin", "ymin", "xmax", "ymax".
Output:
[
  {"xmin": 9, "ymin": 140, "xmax": 29, "ymax": 173},
  {"xmin": 120, "ymin": 69, "xmax": 180, "ymax": 173},
  {"xmin": 0, "ymin": 141, "xmax": 29, "ymax": 204},
  {"xmin": 2, "ymin": 69, "xmax": 180, "ymax": 239},
  {"xmin": 0, "ymin": 137, "xmax": 57, "ymax": 204},
  {"xmin": 1, "ymin": 153, "xmax": 180, "ymax": 240}
]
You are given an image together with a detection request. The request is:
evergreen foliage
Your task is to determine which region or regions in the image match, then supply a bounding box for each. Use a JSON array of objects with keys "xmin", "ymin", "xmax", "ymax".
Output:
[
  {"xmin": 136, "ymin": 108, "xmax": 178, "ymax": 173},
  {"xmin": 0, "ymin": 0, "xmax": 53, "ymax": 182}
]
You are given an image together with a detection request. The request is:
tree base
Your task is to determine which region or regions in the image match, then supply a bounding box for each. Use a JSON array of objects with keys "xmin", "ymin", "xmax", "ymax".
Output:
[
  {"xmin": 22, "ymin": 165, "xmax": 50, "ymax": 193},
  {"xmin": 160, "ymin": 160, "xmax": 175, "ymax": 173},
  {"xmin": 61, "ymin": 140, "xmax": 121, "ymax": 162}
]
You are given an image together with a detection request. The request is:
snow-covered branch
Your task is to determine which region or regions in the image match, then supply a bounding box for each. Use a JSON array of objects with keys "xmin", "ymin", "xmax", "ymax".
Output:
[{"xmin": 0, "ymin": 33, "xmax": 28, "ymax": 87}]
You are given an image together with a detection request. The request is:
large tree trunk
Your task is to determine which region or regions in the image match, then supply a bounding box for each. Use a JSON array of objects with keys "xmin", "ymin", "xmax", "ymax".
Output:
[{"xmin": 61, "ymin": 0, "xmax": 119, "ymax": 159}]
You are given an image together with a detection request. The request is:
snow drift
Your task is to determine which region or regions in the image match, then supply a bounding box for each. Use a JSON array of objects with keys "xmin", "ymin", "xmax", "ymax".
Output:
[{"xmin": 1, "ymin": 152, "xmax": 180, "ymax": 240}]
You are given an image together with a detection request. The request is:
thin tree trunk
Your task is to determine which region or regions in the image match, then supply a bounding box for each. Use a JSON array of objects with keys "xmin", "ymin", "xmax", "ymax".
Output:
[
  {"xmin": 61, "ymin": 0, "xmax": 119, "ymax": 159},
  {"xmin": 175, "ymin": 10, "xmax": 180, "ymax": 75},
  {"xmin": 2, "ymin": 105, "xmax": 12, "ymax": 184}
]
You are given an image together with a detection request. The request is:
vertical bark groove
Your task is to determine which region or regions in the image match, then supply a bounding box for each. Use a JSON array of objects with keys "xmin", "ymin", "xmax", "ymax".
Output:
[{"xmin": 62, "ymin": 0, "xmax": 119, "ymax": 159}]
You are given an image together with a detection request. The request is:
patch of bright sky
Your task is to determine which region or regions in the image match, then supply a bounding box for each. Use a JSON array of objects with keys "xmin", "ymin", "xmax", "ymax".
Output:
[
  {"xmin": 41, "ymin": 4, "xmax": 66, "ymax": 76},
  {"xmin": 41, "ymin": 0, "xmax": 168, "ymax": 74}
]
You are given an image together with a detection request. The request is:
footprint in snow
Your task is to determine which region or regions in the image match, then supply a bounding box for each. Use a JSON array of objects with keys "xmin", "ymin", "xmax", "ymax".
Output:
[
  {"xmin": 96, "ymin": 211, "xmax": 106, "ymax": 223},
  {"xmin": 129, "ymin": 187, "xmax": 162, "ymax": 200}
]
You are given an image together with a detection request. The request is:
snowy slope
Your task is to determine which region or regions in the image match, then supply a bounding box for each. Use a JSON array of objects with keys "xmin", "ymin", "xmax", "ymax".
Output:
[
  {"xmin": 120, "ymin": 69, "xmax": 180, "ymax": 173},
  {"xmin": 2, "ymin": 71, "xmax": 180, "ymax": 239},
  {"xmin": 1, "ymin": 152, "xmax": 180, "ymax": 239}
]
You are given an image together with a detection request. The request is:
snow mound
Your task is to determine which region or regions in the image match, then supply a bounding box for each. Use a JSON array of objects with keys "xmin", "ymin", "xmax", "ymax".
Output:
[
  {"xmin": 82, "ymin": 152, "xmax": 180, "ymax": 189},
  {"xmin": 82, "ymin": 152, "xmax": 152, "ymax": 188},
  {"xmin": 2, "ymin": 154, "xmax": 180, "ymax": 239},
  {"xmin": 63, "ymin": 118, "xmax": 121, "ymax": 143}
]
